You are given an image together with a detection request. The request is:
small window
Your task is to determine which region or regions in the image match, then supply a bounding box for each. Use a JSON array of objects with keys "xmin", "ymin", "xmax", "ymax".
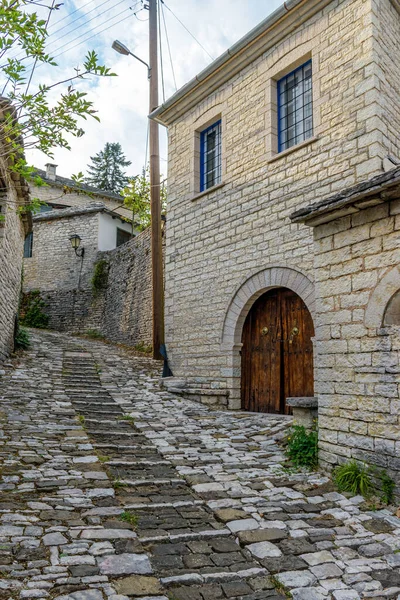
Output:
[
  {"xmin": 200, "ymin": 120, "xmax": 221, "ymax": 192},
  {"xmin": 278, "ymin": 61, "xmax": 313, "ymax": 152},
  {"xmin": 24, "ymin": 232, "xmax": 33, "ymax": 258},
  {"xmin": 116, "ymin": 228, "xmax": 131, "ymax": 247}
]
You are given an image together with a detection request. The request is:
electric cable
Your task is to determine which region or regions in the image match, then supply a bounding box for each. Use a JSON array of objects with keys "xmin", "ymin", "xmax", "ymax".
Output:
[
  {"xmin": 6, "ymin": 0, "xmax": 141, "ymax": 69},
  {"xmin": 158, "ymin": 0, "xmax": 166, "ymax": 103},
  {"xmin": 160, "ymin": 0, "xmax": 177, "ymax": 91},
  {"xmin": 48, "ymin": 0, "xmax": 97, "ymax": 29},
  {"xmin": 30, "ymin": 4, "xmax": 138, "ymax": 70},
  {"xmin": 161, "ymin": 0, "xmax": 214, "ymax": 61}
]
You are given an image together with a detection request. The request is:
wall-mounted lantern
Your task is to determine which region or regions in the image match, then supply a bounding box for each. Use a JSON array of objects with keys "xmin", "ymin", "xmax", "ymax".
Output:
[{"xmin": 69, "ymin": 234, "xmax": 85, "ymax": 257}]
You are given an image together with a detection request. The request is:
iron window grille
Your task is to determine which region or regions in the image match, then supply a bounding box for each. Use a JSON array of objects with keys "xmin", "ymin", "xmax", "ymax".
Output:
[
  {"xmin": 278, "ymin": 61, "xmax": 313, "ymax": 152},
  {"xmin": 116, "ymin": 227, "xmax": 131, "ymax": 247},
  {"xmin": 200, "ymin": 120, "xmax": 221, "ymax": 192},
  {"xmin": 24, "ymin": 232, "xmax": 33, "ymax": 258}
]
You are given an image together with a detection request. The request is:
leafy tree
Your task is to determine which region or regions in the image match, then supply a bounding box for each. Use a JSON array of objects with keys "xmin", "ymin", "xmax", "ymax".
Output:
[
  {"xmin": 122, "ymin": 167, "xmax": 167, "ymax": 231},
  {"xmin": 0, "ymin": 0, "xmax": 116, "ymax": 220},
  {"xmin": 85, "ymin": 142, "xmax": 131, "ymax": 193}
]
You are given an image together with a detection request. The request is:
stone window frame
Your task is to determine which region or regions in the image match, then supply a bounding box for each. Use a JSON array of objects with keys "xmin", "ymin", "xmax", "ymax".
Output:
[
  {"xmin": 191, "ymin": 108, "xmax": 226, "ymax": 199},
  {"xmin": 264, "ymin": 47, "xmax": 321, "ymax": 162}
]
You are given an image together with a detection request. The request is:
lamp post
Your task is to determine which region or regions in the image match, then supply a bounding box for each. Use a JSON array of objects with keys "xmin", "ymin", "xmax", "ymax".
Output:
[
  {"xmin": 112, "ymin": 0, "xmax": 164, "ymax": 362},
  {"xmin": 69, "ymin": 234, "xmax": 84, "ymax": 258}
]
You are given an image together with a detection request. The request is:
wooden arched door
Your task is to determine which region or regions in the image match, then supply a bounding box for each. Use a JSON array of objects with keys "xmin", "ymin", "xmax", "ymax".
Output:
[{"xmin": 241, "ymin": 287, "xmax": 314, "ymax": 414}]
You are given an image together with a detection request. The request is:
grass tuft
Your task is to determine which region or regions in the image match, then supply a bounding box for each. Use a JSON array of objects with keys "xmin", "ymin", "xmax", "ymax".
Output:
[{"xmin": 119, "ymin": 511, "xmax": 139, "ymax": 527}]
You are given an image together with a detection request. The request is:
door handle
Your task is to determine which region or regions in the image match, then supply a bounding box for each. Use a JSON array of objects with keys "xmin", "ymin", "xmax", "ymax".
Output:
[{"xmin": 289, "ymin": 326, "xmax": 299, "ymax": 344}]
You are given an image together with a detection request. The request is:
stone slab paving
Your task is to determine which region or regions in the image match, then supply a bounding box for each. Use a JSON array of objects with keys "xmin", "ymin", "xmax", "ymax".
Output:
[{"xmin": 0, "ymin": 330, "xmax": 399, "ymax": 600}]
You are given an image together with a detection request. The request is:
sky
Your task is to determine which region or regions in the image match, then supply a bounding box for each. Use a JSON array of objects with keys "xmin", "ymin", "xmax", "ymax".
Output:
[{"xmin": 13, "ymin": 0, "xmax": 284, "ymax": 181}]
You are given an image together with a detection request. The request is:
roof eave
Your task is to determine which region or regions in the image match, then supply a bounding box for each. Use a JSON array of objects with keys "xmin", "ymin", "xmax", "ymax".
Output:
[
  {"xmin": 149, "ymin": 0, "xmax": 332, "ymax": 126},
  {"xmin": 291, "ymin": 167, "xmax": 400, "ymax": 226}
]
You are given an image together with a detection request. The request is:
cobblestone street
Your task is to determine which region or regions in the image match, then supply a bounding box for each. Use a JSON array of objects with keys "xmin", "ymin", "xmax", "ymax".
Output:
[{"xmin": 0, "ymin": 330, "xmax": 399, "ymax": 600}]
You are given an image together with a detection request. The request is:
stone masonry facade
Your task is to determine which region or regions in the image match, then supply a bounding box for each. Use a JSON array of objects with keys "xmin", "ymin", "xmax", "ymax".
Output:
[
  {"xmin": 152, "ymin": 0, "xmax": 400, "ymax": 480},
  {"xmin": 291, "ymin": 168, "xmax": 400, "ymax": 491},
  {"xmin": 0, "ymin": 103, "xmax": 30, "ymax": 362},
  {"xmin": 160, "ymin": 0, "xmax": 400, "ymax": 407},
  {"xmin": 23, "ymin": 212, "xmax": 153, "ymax": 348}
]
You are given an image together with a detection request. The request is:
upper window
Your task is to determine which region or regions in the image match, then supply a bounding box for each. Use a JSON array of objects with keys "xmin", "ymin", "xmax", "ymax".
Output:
[
  {"xmin": 278, "ymin": 61, "xmax": 313, "ymax": 152},
  {"xmin": 116, "ymin": 228, "xmax": 131, "ymax": 247},
  {"xmin": 200, "ymin": 120, "xmax": 221, "ymax": 192},
  {"xmin": 24, "ymin": 232, "xmax": 33, "ymax": 258}
]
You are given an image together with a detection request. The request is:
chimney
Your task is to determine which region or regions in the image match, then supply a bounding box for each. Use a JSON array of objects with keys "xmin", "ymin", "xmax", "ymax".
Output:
[{"xmin": 45, "ymin": 163, "xmax": 57, "ymax": 181}]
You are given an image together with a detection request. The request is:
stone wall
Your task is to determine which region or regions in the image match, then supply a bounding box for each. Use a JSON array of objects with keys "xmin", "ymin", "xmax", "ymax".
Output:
[
  {"xmin": 313, "ymin": 196, "xmax": 400, "ymax": 487},
  {"xmin": 0, "ymin": 188, "xmax": 27, "ymax": 361},
  {"xmin": 24, "ymin": 209, "xmax": 100, "ymax": 292},
  {"xmin": 24, "ymin": 228, "xmax": 153, "ymax": 348},
  {"xmin": 163, "ymin": 0, "xmax": 400, "ymax": 407},
  {"xmin": 0, "ymin": 101, "xmax": 30, "ymax": 361},
  {"xmin": 97, "ymin": 227, "xmax": 153, "ymax": 347}
]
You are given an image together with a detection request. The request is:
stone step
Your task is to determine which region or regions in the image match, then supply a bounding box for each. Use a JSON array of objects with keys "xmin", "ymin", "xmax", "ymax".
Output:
[
  {"xmin": 160, "ymin": 566, "xmax": 267, "ymax": 587},
  {"xmin": 139, "ymin": 528, "xmax": 231, "ymax": 544}
]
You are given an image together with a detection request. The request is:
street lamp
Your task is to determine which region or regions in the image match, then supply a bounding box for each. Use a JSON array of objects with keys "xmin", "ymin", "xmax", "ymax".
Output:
[
  {"xmin": 112, "ymin": 40, "xmax": 151, "ymax": 79},
  {"xmin": 69, "ymin": 234, "xmax": 84, "ymax": 258}
]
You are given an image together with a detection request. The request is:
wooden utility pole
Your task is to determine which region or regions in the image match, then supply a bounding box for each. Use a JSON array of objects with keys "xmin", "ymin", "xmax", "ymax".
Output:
[{"xmin": 148, "ymin": 0, "xmax": 164, "ymax": 360}]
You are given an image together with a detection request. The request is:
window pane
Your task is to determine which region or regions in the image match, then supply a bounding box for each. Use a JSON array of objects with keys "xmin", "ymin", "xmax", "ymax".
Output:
[
  {"xmin": 200, "ymin": 121, "xmax": 221, "ymax": 191},
  {"xmin": 278, "ymin": 61, "xmax": 313, "ymax": 152}
]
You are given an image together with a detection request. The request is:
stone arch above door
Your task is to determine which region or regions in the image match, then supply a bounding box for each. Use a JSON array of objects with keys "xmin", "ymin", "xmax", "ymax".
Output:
[
  {"xmin": 365, "ymin": 265, "xmax": 400, "ymax": 329},
  {"xmin": 221, "ymin": 265, "xmax": 315, "ymax": 349}
]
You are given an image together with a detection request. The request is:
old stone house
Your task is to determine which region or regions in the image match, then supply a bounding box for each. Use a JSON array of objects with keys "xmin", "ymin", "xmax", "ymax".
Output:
[
  {"xmin": 24, "ymin": 163, "xmax": 132, "ymax": 258},
  {"xmin": 0, "ymin": 100, "xmax": 31, "ymax": 361},
  {"xmin": 150, "ymin": 0, "xmax": 400, "ymax": 481},
  {"xmin": 22, "ymin": 203, "xmax": 154, "ymax": 348},
  {"xmin": 30, "ymin": 163, "xmax": 130, "ymax": 216}
]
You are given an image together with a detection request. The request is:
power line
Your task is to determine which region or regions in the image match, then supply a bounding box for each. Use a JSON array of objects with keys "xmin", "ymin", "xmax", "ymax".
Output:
[
  {"xmin": 160, "ymin": 0, "xmax": 177, "ymax": 91},
  {"xmin": 161, "ymin": 1, "xmax": 214, "ymax": 61},
  {"xmin": 29, "ymin": 3, "xmax": 139, "ymax": 70},
  {"xmin": 47, "ymin": 0, "xmax": 117, "ymax": 41},
  {"xmin": 48, "ymin": 0, "xmax": 97, "ymax": 29},
  {"xmin": 42, "ymin": 5, "xmax": 135, "ymax": 62},
  {"xmin": 25, "ymin": 0, "xmax": 57, "ymax": 97},
  {"xmin": 7, "ymin": 0, "xmax": 141, "ymax": 70},
  {"xmin": 157, "ymin": 0, "xmax": 165, "ymax": 103}
]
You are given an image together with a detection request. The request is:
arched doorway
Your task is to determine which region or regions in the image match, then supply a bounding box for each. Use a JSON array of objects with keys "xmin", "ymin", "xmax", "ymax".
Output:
[{"xmin": 241, "ymin": 287, "xmax": 315, "ymax": 414}]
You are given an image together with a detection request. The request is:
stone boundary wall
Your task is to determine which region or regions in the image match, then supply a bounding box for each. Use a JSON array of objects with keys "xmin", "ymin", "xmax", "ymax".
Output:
[
  {"xmin": 313, "ymin": 197, "xmax": 400, "ymax": 490},
  {"xmin": 27, "ymin": 228, "xmax": 154, "ymax": 348},
  {"xmin": 97, "ymin": 227, "xmax": 153, "ymax": 347},
  {"xmin": 0, "ymin": 200, "xmax": 26, "ymax": 361}
]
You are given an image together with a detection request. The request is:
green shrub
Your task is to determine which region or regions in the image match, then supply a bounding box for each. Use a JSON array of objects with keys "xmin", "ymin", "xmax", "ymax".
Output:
[
  {"xmin": 286, "ymin": 424, "xmax": 318, "ymax": 469},
  {"xmin": 92, "ymin": 260, "xmax": 109, "ymax": 295},
  {"xmin": 134, "ymin": 341, "xmax": 152, "ymax": 354},
  {"xmin": 379, "ymin": 470, "xmax": 395, "ymax": 505},
  {"xmin": 20, "ymin": 291, "xmax": 49, "ymax": 328},
  {"xmin": 334, "ymin": 460, "xmax": 375, "ymax": 497},
  {"xmin": 84, "ymin": 329, "xmax": 105, "ymax": 340},
  {"xmin": 14, "ymin": 327, "xmax": 30, "ymax": 350}
]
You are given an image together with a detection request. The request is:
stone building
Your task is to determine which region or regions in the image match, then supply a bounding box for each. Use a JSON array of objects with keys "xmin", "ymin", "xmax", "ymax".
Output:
[
  {"xmin": 0, "ymin": 101, "xmax": 31, "ymax": 361},
  {"xmin": 150, "ymin": 0, "xmax": 400, "ymax": 480},
  {"xmin": 292, "ymin": 168, "xmax": 400, "ymax": 476},
  {"xmin": 23, "ymin": 204, "xmax": 153, "ymax": 347},
  {"xmin": 30, "ymin": 163, "xmax": 130, "ymax": 217}
]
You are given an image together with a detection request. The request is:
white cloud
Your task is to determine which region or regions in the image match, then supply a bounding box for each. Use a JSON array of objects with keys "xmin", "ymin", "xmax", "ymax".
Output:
[{"xmin": 24, "ymin": 0, "xmax": 283, "ymax": 180}]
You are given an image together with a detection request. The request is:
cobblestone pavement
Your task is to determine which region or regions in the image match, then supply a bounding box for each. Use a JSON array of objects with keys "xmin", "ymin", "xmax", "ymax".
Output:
[{"xmin": 0, "ymin": 331, "xmax": 399, "ymax": 600}]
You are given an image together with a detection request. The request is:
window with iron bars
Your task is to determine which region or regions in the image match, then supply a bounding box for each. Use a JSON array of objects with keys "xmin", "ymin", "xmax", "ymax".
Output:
[
  {"xmin": 200, "ymin": 120, "xmax": 221, "ymax": 192},
  {"xmin": 278, "ymin": 61, "xmax": 313, "ymax": 152}
]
